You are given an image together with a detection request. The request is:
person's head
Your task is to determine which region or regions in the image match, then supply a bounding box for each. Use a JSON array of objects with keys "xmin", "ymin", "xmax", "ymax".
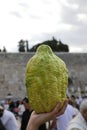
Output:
[
  {"xmin": 68, "ymin": 99, "xmax": 74, "ymax": 106},
  {"xmin": 22, "ymin": 97, "xmax": 31, "ymax": 110},
  {"xmin": 80, "ymin": 99, "xmax": 87, "ymax": 121},
  {"xmin": 71, "ymin": 95, "xmax": 75, "ymax": 100},
  {"xmin": 0, "ymin": 105, "xmax": 4, "ymax": 117}
]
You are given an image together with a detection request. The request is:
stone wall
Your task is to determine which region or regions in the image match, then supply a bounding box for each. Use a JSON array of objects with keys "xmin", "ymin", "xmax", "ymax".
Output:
[{"xmin": 0, "ymin": 52, "xmax": 87, "ymax": 99}]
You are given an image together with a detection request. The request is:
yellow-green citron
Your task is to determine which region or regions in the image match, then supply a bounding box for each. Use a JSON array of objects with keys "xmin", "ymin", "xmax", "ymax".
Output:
[{"xmin": 26, "ymin": 45, "xmax": 68, "ymax": 113}]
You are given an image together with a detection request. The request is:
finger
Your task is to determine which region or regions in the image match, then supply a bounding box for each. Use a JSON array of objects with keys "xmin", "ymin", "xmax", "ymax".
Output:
[
  {"xmin": 54, "ymin": 102, "xmax": 62, "ymax": 113},
  {"xmin": 57, "ymin": 100, "xmax": 68, "ymax": 116}
]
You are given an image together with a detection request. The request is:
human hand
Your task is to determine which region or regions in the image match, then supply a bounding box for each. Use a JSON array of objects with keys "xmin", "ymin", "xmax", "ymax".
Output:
[{"xmin": 27, "ymin": 100, "xmax": 68, "ymax": 130}]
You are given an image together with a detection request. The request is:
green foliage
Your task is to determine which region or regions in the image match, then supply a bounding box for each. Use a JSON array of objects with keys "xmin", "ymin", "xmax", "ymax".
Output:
[
  {"xmin": 0, "ymin": 46, "xmax": 7, "ymax": 52},
  {"xmin": 29, "ymin": 37, "xmax": 69, "ymax": 52},
  {"xmin": 26, "ymin": 40, "xmax": 29, "ymax": 52},
  {"xmin": 3, "ymin": 46, "xmax": 7, "ymax": 52},
  {"xmin": 18, "ymin": 39, "xmax": 25, "ymax": 52},
  {"xmin": 58, "ymin": 40, "xmax": 69, "ymax": 52},
  {"xmin": 18, "ymin": 39, "xmax": 30, "ymax": 52},
  {"xmin": 18, "ymin": 37, "xmax": 69, "ymax": 52}
]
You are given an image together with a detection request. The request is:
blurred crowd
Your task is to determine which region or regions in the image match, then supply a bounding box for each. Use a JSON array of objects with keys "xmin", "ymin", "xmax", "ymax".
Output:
[
  {"xmin": 0, "ymin": 97, "xmax": 46, "ymax": 130},
  {"xmin": 0, "ymin": 95, "xmax": 87, "ymax": 130}
]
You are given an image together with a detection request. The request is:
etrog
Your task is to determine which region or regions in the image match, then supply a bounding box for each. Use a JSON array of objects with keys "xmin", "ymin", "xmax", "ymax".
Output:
[{"xmin": 26, "ymin": 45, "xmax": 68, "ymax": 113}]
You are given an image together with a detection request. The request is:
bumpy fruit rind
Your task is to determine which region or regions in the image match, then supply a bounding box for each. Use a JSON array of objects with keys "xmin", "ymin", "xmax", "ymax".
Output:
[{"xmin": 26, "ymin": 45, "xmax": 68, "ymax": 113}]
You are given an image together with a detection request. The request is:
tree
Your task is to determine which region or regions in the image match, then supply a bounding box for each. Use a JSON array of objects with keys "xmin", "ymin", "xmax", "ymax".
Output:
[
  {"xmin": 29, "ymin": 37, "xmax": 69, "ymax": 52},
  {"xmin": 3, "ymin": 46, "xmax": 7, "ymax": 52},
  {"xmin": 58, "ymin": 40, "xmax": 69, "ymax": 52},
  {"xmin": 18, "ymin": 39, "xmax": 25, "ymax": 52},
  {"xmin": 25, "ymin": 40, "xmax": 29, "ymax": 52}
]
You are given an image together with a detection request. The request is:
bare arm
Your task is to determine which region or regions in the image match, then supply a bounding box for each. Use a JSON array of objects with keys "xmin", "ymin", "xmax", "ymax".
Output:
[{"xmin": 26, "ymin": 100, "xmax": 68, "ymax": 130}]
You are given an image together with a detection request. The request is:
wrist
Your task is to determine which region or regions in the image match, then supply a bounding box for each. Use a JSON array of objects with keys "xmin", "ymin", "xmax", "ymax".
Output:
[
  {"xmin": 27, "ymin": 120, "xmax": 39, "ymax": 130},
  {"xmin": 27, "ymin": 124, "xmax": 38, "ymax": 130}
]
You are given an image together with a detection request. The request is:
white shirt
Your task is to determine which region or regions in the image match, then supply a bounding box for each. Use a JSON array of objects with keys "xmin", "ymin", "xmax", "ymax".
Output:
[
  {"xmin": 67, "ymin": 112, "xmax": 87, "ymax": 130},
  {"xmin": 56, "ymin": 104, "xmax": 76, "ymax": 130},
  {"xmin": 4, "ymin": 104, "xmax": 9, "ymax": 110},
  {"xmin": 18, "ymin": 104, "xmax": 25, "ymax": 116},
  {"xmin": 1, "ymin": 109, "xmax": 19, "ymax": 130}
]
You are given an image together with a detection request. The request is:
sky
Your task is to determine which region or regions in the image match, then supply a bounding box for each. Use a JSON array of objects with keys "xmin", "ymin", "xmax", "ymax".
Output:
[{"xmin": 0, "ymin": 0, "xmax": 87, "ymax": 52}]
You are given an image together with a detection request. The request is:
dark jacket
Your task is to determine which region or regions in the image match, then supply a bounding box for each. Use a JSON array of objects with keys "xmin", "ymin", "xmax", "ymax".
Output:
[
  {"xmin": 21, "ymin": 109, "xmax": 32, "ymax": 130},
  {"xmin": 21, "ymin": 109, "xmax": 47, "ymax": 130},
  {"xmin": 0, "ymin": 119, "xmax": 6, "ymax": 130},
  {"xmin": 39, "ymin": 123, "xmax": 47, "ymax": 130}
]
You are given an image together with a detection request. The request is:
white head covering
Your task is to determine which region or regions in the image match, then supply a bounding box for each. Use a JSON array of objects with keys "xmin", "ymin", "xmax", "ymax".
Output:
[{"xmin": 80, "ymin": 99, "xmax": 87, "ymax": 112}]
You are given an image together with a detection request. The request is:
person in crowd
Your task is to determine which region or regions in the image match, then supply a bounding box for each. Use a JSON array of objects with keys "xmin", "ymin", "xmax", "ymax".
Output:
[
  {"xmin": 67, "ymin": 99, "xmax": 87, "ymax": 130},
  {"xmin": 0, "ymin": 105, "xmax": 19, "ymax": 130},
  {"xmin": 70, "ymin": 95, "xmax": 80, "ymax": 110},
  {"xmin": 14, "ymin": 100, "xmax": 20, "ymax": 116},
  {"xmin": 9, "ymin": 100, "xmax": 15, "ymax": 113},
  {"xmin": 56, "ymin": 103, "xmax": 76, "ymax": 130},
  {"xmin": 3, "ymin": 100, "xmax": 9, "ymax": 110},
  {"xmin": 68, "ymin": 98, "xmax": 79, "ymax": 115},
  {"xmin": 26, "ymin": 100, "xmax": 68, "ymax": 130},
  {"xmin": 21, "ymin": 97, "xmax": 47, "ymax": 130},
  {"xmin": 18, "ymin": 100, "xmax": 25, "ymax": 119},
  {"xmin": 20, "ymin": 97, "xmax": 33, "ymax": 130},
  {"xmin": 51, "ymin": 101, "xmax": 76, "ymax": 130}
]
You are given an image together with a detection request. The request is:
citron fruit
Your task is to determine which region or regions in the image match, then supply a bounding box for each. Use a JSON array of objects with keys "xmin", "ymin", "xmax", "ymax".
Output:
[{"xmin": 26, "ymin": 45, "xmax": 68, "ymax": 113}]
